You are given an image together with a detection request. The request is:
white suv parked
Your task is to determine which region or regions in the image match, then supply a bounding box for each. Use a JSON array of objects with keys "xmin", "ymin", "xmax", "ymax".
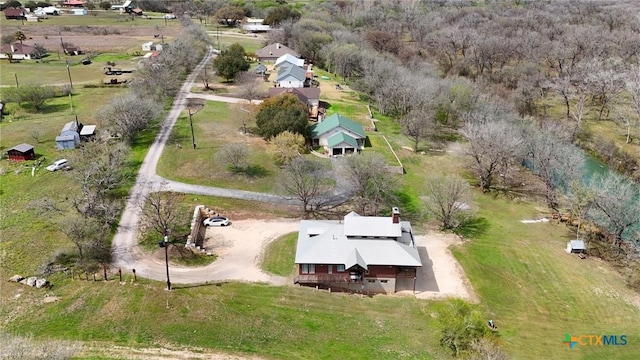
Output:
[{"xmin": 46, "ymin": 159, "xmax": 69, "ymax": 172}]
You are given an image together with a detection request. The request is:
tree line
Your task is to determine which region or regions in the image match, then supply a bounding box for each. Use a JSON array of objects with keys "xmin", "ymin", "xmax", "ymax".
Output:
[{"xmin": 37, "ymin": 19, "xmax": 210, "ymax": 273}]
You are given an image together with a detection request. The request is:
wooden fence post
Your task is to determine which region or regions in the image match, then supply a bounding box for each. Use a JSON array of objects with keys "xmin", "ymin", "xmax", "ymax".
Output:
[
  {"xmin": 118, "ymin": 268, "xmax": 122, "ymax": 282},
  {"xmin": 103, "ymin": 264, "xmax": 107, "ymax": 281},
  {"xmin": 93, "ymin": 273, "xmax": 96, "ymax": 282},
  {"xmin": 85, "ymin": 272, "xmax": 89, "ymax": 281},
  {"xmin": 132, "ymin": 269, "xmax": 136, "ymax": 282}
]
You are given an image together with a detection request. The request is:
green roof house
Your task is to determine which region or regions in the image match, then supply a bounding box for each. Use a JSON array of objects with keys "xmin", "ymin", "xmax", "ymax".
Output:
[{"xmin": 310, "ymin": 113, "xmax": 366, "ymax": 156}]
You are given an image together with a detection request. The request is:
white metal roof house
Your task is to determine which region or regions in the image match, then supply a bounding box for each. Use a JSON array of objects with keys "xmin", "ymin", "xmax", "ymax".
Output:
[
  {"xmin": 310, "ymin": 113, "xmax": 366, "ymax": 156},
  {"xmin": 275, "ymin": 64, "xmax": 306, "ymax": 88},
  {"xmin": 294, "ymin": 207, "xmax": 422, "ymax": 294},
  {"xmin": 274, "ymin": 53, "xmax": 304, "ymax": 69}
]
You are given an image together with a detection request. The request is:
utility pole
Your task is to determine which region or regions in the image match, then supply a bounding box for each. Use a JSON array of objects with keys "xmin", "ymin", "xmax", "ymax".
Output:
[
  {"xmin": 65, "ymin": 60, "xmax": 74, "ymax": 89},
  {"xmin": 189, "ymin": 108, "xmax": 196, "ymax": 149},
  {"xmin": 159, "ymin": 235, "xmax": 171, "ymax": 290}
]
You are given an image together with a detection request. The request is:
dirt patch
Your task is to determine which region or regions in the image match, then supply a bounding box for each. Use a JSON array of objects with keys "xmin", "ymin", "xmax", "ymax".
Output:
[
  {"xmin": 402, "ymin": 232, "xmax": 478, "ymax": 302},
  {"xmin": 0, "ymin": 24, "xmax": 182, "ymax": 53},
  {"xmin": 81, "ymin": 343, "xmax": 266, "ymax": 360}
]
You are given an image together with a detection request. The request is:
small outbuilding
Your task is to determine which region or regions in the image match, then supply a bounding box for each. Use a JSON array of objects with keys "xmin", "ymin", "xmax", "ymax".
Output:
[
  {"xmin": 253, "ymin": 63, "xmax": 267, "ymax": 76},
  {"xmin": 7, "ymin": 143, "xmax": 35, "ymax": 161},
  {"xmin": 566, "ymin": 240, "xmax": 586, "ymax": 254},
  {"xmin": 56, "ymin": 121, "xmax": 81, "ymax": 149}
]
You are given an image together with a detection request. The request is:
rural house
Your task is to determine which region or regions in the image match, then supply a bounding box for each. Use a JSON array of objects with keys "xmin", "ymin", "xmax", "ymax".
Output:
[
  {"xmin": 6, "ymin": 143, "xmax": 35, "ymax": 161},
  {"xmin": 275, "ymin": 65, "xmax": 306, "ymax": 88},
  {"xmin": 3, "ymin": 7, "xmax": 27, "ymax": 19},
  {"xmin": 310, "ymin": 113, "xmax": 366, "ymax": 156},
  {"xmin": 242, "ymin": 18, "xmax": 271, "ymax": 33},
  {"xmin": 256, "ymin": 43, "xmax": 299, "ymax": 62},
  {"xmin": 274, "ymin": 53, "xmax": 304, "ymax": 69},
  {"xmin": 294, "ymin": 208, "xmax": 422, "ymax": 294},
  {"xmin": 268, "ymin": 87, "xmax": 321, "ymax": 119},
  {"xmin": 0, "ymin": 43, "xmax": 43, "ymax": 60},
  {"xmin": 63, "ymin": 44, "xmax": 82, "ymax": 55}
]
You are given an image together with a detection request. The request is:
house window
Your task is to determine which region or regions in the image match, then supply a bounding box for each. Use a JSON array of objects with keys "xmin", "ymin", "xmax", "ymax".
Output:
[
  {"xmin": 337, "ymin": 265, "xmax": 345, "ymax": 272},
  {"xmin": 328, "ymin": 265, "xmax": 333, "ymax": 274},
  {"xmin": 380, "ymin": 280, "xmax": 388, "ymax": 283},
  {"xmin": 301, "ymin": 264, "xmax": 315, "ymax": 274},
  {"xmin": 367, "ymin": 279, "xmax": 376, "ymax": 283}
]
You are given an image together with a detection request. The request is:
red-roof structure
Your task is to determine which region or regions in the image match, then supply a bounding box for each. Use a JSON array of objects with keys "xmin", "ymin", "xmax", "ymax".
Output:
[
  {"xmin": 61, "ymin": 0, "xmax": 86, "ymax": 7},
  {"xmin": 3, "ymin": 8, "xmax": 27, "ymax": 19}
]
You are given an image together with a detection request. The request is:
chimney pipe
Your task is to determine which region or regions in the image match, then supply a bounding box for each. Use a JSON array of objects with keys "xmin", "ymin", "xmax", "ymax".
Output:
[{"xmin": 392, "ymin": 207, "xmax": 400, "ymax": 224}]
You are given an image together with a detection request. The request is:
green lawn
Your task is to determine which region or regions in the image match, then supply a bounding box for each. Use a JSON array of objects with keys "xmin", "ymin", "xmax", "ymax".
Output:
[
  {"xmin": 260, "ymin": 232, "xmax": 298, "ymax": 276},
  {"xmin": 0, "ymin": 11, "xmax": 182, "ymax": 27},
  {"xmin": 0, "ymin": 87, "xmax": 126, "ymax": 276},
  {"xmin": 3, "ymin": 279, "xmax": 445, "ymax": 359},
  {"xmin": 155, "ymin": 101, "xmax": 280, "ymax": 193},
  {"xmin": 454, "ymin": 194, "xmax": 640, "ymax": 359}
]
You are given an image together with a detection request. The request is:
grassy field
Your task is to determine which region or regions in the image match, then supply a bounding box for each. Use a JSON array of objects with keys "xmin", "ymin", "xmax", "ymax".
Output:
[
  {"xmin": 155, "ymin": 101, "xmax": 281, "ymax": 193},
  {"xmin": 260, "ymin": 232, "xmax": 298, "ymax": 276},
  {"xmin": 2, "ymin": 279, "xmax": 445, "ymax": 359},
  {"xmin": 0, "ymin": 87, "xmax": 129, "ymax": 275},
  {"xmin": 0, "ymin": 11, "xmax": 180, "ymax": 28},
  {"xmin": 454, "ymin": 194, "xmax": 640, "ymax": 358},
  {"xmin": 0, "ymin": 57, "xmax": 141, "ymax": 86}
]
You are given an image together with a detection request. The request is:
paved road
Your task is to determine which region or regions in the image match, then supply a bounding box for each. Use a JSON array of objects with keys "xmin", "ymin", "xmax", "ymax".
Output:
[
  {"xmin": 111, "ymin": 47, "xmax": 351, "ymax": 285},
  {"xmin": 187, "ymin": 92, "xmax": 263, "ymax": 104},
  {"xmin": 112, "ymin": 47, "xmax": 303, "ymax": 284}
]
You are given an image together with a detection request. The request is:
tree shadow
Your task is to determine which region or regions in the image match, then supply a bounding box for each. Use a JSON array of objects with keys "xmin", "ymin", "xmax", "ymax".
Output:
[
  {"xmin": 242, "ymin": 164, "xmax": 269, "ymax": 178},
  {"xmin": 454, "ymin": 217, "xmax": 490, "ymax": 238}
]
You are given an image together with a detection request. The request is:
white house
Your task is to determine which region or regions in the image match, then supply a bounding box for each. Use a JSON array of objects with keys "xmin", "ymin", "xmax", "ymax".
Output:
[
  {"xmin": 275, "ymin": 64, "xmax": 306, "ymax": 88},
  {"xmin": 34, "ymin": 6, "xmax": 61, "ymax": 16},
  {"xmin": 142, "ymin": 42, "xmax": 162, "ymax": 52},
  {"xmin": 275, "ymin": 53, "xmax": 304, "ymax": 68},
  {"xmin": 72, "ymin": 8, "xmax": 88, "ymax": 15},
  {"xmin": 0, "ymin": 43, "xmax": 41, "ymax": 60}
]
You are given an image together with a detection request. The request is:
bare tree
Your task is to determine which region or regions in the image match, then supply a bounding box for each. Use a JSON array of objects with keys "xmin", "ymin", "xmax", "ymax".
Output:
[
  {"xmin": 141, "ymin": 185, "xmax": 181, "ymax": 238},
  {"xmin": 588, "ymin": 172, "xmax": 640, "ymax": 251},
  {"xmin": 461, "ymin": 105, "xmax": 522, "ymax": 192},
  {"xmin": 401, "ymin": 108, "xmax": 437, "ymax": 152},
  {"xmin": 566, "ymin": 180, "xmax": 596, "ymax": 242},
  {"xmin": 69, "ymin": 141, "xmax": 128, "ymax": 225},
  {"xmin": 96, "ymin": 93, "xmax": 160, "ymax": 144},
  {"xmin": 198, "ymin": 62, "xmax": 215, "ymax": 90},
  {"xmin": 216, "ymin": 143, "xmax": 249, "ymax": 173},
  {"xmin": 61, "ymin": 215, "xmax": 109, "ymax": 263},
  {"xmin": 340, "ymin": 152, "xmax": 398, "ymax": 215},
  {"xmin": 231, "ymin": 102, "xmax": 258, "ymax": 134},
  {"xmin": 237, "ymin": 72, "xmax": 265, "ymax": 102},
  {"xmin": 624, "ymin": 64, "xmax": 640, "ymax": 143},
  {"xmin": 278, "ymin": 157, "xmax": 333, "ymax": 216},
  {"xmin": 586, "ymin": 58, "xmax": 625, "ymax": 121},
  {"xmin": 424, "ymin": 174, "xmax": 474, "ymax": 230},
  {"xmin": 524, "ymin": 123, "xmax": 585, "ymax": 213}
]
